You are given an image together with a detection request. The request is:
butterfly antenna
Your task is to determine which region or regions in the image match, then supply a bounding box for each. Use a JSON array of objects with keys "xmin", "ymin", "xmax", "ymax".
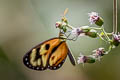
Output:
[
  {"xmin": 62, "ymin": 8, "xmax": 68, "ymax": 23},
  {"xmin": 63, "ymin": 8, "xmax": 68, "ymax": 17}
]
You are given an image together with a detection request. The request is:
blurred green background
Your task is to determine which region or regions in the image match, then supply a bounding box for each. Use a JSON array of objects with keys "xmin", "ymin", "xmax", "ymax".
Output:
[{"xmin": 0, "ymin": 0, "xmax": 120, "ymax": 80}]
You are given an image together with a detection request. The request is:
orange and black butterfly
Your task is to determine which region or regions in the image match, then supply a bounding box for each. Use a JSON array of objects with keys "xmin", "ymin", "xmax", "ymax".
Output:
[
  {"xmin": 23, "ymin": 8, "xmax": 76, "ymax": 71},
  {"xmin": 23, "ymin": 37, "xmax": 76, "ymax": 71}
]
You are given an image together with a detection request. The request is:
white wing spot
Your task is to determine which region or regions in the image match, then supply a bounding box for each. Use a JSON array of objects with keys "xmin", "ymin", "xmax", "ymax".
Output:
[
  {"xmin": 26, "ymin": 62, "xmax": 29, "ymax": 65},
  {"xmin": 58, "ymin": 64, "xmax": 61, "ymax": 67},
  {"xmin": 41, "ymin": 67, "xmax": 44, "ymax": 70},
  {"xmin": 36, "ymin": 67, "xmax": 39, "ymax": 70},
  {"xmin": 29, "ymin": 65, "xmax": 32, "ymax": 67},
  {"xmin": 25, "ymin": 58, "xmax": 28, "ymax": 61},
  {"xmin": 54, "ymin": 67, "xmax": 56, "ymax": 69},
  {"xmin": 32, "ymin": 67, "xmax": 34, "ymax": 69}
]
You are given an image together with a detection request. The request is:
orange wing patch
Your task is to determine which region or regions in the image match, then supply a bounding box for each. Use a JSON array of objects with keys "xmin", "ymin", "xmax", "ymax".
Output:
[{"xmin": 48, "ymin": 42, "xmax": 68, "ymax": 70}]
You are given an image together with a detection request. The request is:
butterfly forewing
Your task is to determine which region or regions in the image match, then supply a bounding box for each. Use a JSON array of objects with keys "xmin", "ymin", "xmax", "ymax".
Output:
[
  {"xmin": 23, "ymin": 37, "xmax": 76, "ymax": 71},
  {"xmin": 23, "ymin": 38, "xmax": 61, "ymax": 70},
  {"xmin": 23, "ymin": 38, "xmax": 68, "ymax": 70}
]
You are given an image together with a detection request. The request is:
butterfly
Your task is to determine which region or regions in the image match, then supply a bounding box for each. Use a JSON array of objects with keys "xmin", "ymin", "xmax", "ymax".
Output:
[{"xmin": 23, "ymin": 37, "xmax": 76, "ymax": 71}]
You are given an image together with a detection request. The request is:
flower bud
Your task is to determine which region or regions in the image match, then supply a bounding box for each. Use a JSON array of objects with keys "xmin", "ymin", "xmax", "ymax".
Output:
[
  {"xmin": 86, "ymin": 29, "xmax": 97, "ymax": 38},
  {"xmin": 77, "ymin": 53, "xmax": 95, "ymax": 64},
  {"xmin": 55, "ymin": 21, "xmax": 62, "ymax": 28},
  {"xmin": 93, "ymin": 48, "xmax": 105, "ymax": 56},
  {"xmin": 77, "ymin": 54, "xmax": 87, "ymax": 64},
  {"xmin": 71, "ymin": 28, "xmax": 85, "ymax": 36},
  {"xmin": 86, "ymin": 57, "xmax": 96, "ymax": 63},
  {"xmin": 112, "ymin": 33, "xmax": 120, "ymax": 46},
  {"xmin": 92, "ymin": 48, "xmax": 106, "ymax": 61},
  {"xmin": 95, "ymin": 17, "xmax": 104, "ymax": 26}
]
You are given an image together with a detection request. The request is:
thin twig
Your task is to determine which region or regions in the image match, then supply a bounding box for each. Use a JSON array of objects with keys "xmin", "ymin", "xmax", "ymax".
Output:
[{"xmin": 113, "ymin": 0, "xmax": 118, "ymax": 34}]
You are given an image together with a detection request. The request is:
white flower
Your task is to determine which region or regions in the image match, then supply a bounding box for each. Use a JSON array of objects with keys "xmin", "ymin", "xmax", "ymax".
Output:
[
  {"xmin": 77, "ymin": 53, "xmax": 87, "ymax": 64},
  {"xmin": 88, "ymin": 12, "xmax": 99, "ymax": 24},
  {"xmin": 71, "ymin": 27, "xmax": 85, "ymax": 36}
]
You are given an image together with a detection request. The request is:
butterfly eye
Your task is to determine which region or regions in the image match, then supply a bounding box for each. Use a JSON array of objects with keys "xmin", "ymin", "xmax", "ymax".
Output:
[{"xmin": 45, "ymin": 44, "xmax": 50, "ymax": 50}]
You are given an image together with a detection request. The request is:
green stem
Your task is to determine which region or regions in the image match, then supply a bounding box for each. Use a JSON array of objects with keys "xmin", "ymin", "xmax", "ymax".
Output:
[
  {"xmin": 101, "ymin": 26, "xmax": 111, "ymax": 42},
  {"xmin": 89, "ymin": 27, "xmax": 102, "ymax": 30},
  {"xmin": 106, "ymin": 33, "xmax": 113, "ymax": 36},
  {"xmin": 66, "ymin": 24, "xmax": 74, "ymax": 29},
  {"xmin": 97, "ymin": 33, "xmax": 108, "ymax": 42}
]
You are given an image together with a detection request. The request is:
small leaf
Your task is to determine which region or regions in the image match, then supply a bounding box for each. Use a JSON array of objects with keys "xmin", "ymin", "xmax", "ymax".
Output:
[{"xmin": 62, "ymin": 26, "xmax": 67, "ymax": 32}]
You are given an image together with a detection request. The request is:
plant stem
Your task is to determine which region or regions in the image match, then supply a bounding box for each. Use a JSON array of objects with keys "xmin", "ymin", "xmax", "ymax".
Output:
[
  {"xmin": 66, "ymin": 24, "xmax": 74, "ymax": 29},
  {"xmin": 113, "ymin": 0, "xmax": 118, "ymax": 34},
  {"xmin": 101, "ymin": 26, "xmax": 111, "ymax": 41},
  {"xmin": 90, "ymin": 27, "xmax": 102, "ymax": 30},
  {"xmin": 106, "ymin": 33, "xmax": 113, "ymax": 36},
  {"xmin": 97, "ymin": 33, "xmax": 108, "ymax": 43}
]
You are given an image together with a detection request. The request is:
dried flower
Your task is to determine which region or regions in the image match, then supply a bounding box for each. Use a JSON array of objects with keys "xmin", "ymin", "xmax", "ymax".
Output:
[
  {"xmin": 88, "ymin": 12, "xmax": 99, "ymax": 24},
  {"xmin": 113, "ymin": 33, "xmax": 120, "ymax": 42},
  {"xmin": 77, "ymin": 53, "xmax": 87, "ymax": 64},
  {"xmin": 92, "ymin": 48, "xmax": 105, "ymax": 61},
  {"xmin": 71, "ymin": 27, "xmax": 85, "ymax": 36},
  {"xmin": 112, "ymin": 33, "xmax": 120, "ymax": 46},
  {"xmin": 55, "ymin": 21, "xmax": 62, "ymax": 28},
  {"xmin": 88, "ymin": 12, "xmax": 104, "ymax": 26},
  {"xmin": 77, "ymin": 53, "xmax": 96, "ymax": 64}
]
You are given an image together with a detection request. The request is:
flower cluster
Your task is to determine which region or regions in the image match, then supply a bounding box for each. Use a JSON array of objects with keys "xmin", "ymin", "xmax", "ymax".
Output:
[
  {"xmin": 55, "ymin": 9, "xmax": 120, "ymax": 66},
  {"xmin": 77, "ymin": 48, "xmax": 106, "ymax": 64}
]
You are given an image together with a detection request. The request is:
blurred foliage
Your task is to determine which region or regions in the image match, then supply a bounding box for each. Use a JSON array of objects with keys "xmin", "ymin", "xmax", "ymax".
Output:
[{"xmin": 0, "ymin": 47, "xmax": 27, "ymax": 80}]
